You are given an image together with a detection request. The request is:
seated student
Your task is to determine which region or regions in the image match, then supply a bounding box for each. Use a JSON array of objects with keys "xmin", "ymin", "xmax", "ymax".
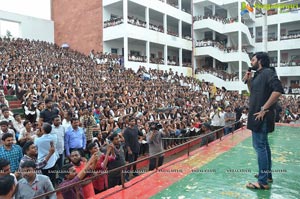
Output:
[
  {"xmin": 59, "ymin": 154, "xmax": 98, "ymax": 199},
  {"xmin": 87, "ymin": 142, "xmax": 115, "ymax": 194},
  {"xmin": 0, "ymin": 175, "xmax": 16, "ymax": 199},
  {"xmin": 16, "ymin": 160, "xmax": 56, "ymax": 199}
]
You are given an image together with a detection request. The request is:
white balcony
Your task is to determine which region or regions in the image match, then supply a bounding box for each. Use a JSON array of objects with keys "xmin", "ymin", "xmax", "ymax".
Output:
[
  {"xmin": 194, "ymin": 18, "xmax": 254, "ymax": 46},
  {"xmin": 276, "ymin": 66, "xmax": 300, "ymax": 77},
  {"xmin": 255, "ymin": 11, "xmax": 300, "ymax": 26},
  {"xmin": 255, "ymin": 38, "xmax": 300, "ymax": 51},
  {"xmin": 104, "ymin": 23, "xmax": 192, "ymax": 50},
  {"xmin": 195, "ymin": 46, "xmax": 250, "ymax": 66},
  {"xmin": 195, "ymin": 73, "xmax": 248, "ymax": 91},
  {"xmin": 194, "ymin": 0, "xmax": 239, "ymax": 5}
]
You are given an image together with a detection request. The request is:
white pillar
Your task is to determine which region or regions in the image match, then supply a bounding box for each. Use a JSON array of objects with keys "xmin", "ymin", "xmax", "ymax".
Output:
[
  {"xmin": 277, "ymin": 50, "xmax": 280, "ymax": 67},
  {"xmin": 212, "ymin": 31, "xmax": 216, "ymax": 40},
  {"xmin": 124, "ymin": 36, "xmax": 128, "ymax": 68},
  {"xmin": 123, "ymin": 0, "xmax": 128, "ymax": 24},
  {"xmin": 212, "ymin": 4, "xmax": 215, "ymax": 15},
  {"xmin": 164, "ymin": 45, "xmax": 168, "ymax": 66},
  {"xmin": 262, "ymin": 0, "xmax": 268, "ymax": 52},
  {"xmin": 164, "ymin": 14, "xmax": 167, "ymax": 34},
  {"xmin": 277, "ymin": 23, "xmax": 280, "ymax": 41},
  {"xmin": 145, "ymin": 7, "xmax": 149, "ymax": 29},
  {"xmin": 238, "ymin": 0, "xmax": 241, "ymax": 23},
  {"xmin": 146, "ymin": 41, "xmax": 150, "ymax": 64},
  {"xmin": 179, "ymin": 20, "xmax": 182, "ymax": 38},
  {"xmin": 179, "ymin": 48, "xmax": 182, "ymax": 67},
  {"xmin": 179, "ymin": 0, "xmax": 182, "ymax": 10},
  {"xmin": 213, "ymin": 58, "xmax": 216, "ymax": 69}
]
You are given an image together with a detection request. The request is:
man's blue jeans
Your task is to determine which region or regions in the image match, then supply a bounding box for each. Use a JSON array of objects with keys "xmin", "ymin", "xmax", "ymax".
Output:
[{"xmin": 252, "ymin": 121, "xmax": 272, "ymax": 185}]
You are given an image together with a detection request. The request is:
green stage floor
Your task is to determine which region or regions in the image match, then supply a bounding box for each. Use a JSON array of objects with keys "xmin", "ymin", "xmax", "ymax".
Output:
[{"xmin": 152, "ymin": 126, "xmax": 300, "ymax": 199}]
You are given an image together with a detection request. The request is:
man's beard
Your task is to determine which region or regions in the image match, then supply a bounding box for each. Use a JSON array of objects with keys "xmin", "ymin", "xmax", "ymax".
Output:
[{"xmin": 251, "ymin": 62, "xmax": 259, "ymax": 71}]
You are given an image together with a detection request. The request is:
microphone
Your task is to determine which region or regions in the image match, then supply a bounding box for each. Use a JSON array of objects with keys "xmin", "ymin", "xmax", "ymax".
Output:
[{"xmin": 244, "ymin": 68, "xmax": 252, "ymax": 84}]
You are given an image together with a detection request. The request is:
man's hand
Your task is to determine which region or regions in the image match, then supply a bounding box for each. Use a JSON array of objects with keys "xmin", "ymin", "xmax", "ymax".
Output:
[
  {"xmin": 49, "ymin": 142, "xmax": 55, "ymax": 155},
  {"xmin": 254, "ymin": 110, "xmax": 269, "ymax": 121}
]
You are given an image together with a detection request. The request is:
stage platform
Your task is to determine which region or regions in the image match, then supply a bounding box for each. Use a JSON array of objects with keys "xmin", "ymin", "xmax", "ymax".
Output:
[{"xmin": 94, "ymin": 124, "xmax": 300, "ymax": 199}]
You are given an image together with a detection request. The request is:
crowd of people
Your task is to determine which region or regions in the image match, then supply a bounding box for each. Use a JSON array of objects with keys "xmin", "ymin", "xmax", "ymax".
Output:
[
  {"xmin": 193, "ymin": 15, "xmax": 241, "ymax": 24},
  {"xmin": 103, "ymin": 17, "xmax": 124, "ymax": 28},
  {"xmin": 281, "ymin": 33, "xmax": 300, "ymax": 40},
  {"xmin": 128, "ymin": 55, "xmax": 147, "ymax": 62},
  {"xmin": 0, "ymin": 37, "xmax": 300, "ymax": 198},
  {"xmin": 195, "ymin": 40, "xmax": 249, "ymax": 54},
  {"xmin": 149, "ymin": 23, "xmax": 164, "ymax": 33},
  {"xmin": 195, "ymin": 67, "xmax": 239, "ymax": 81},
  {"xmin": 128, "ymin": 16, "xmax": 147, "ymax": 28}
]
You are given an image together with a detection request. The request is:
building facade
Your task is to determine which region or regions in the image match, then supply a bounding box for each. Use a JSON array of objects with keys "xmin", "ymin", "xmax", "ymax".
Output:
[
  {"xmin": 103, "ymin": 0, "xmax": 193, "ymax": 75},
  {"xmin": 193, "ymin": 0, "xmax": 300, "ymax": 93},
  {"xmin": 0, "ymin": 10, "xmax": 54, "ymax": 43}
]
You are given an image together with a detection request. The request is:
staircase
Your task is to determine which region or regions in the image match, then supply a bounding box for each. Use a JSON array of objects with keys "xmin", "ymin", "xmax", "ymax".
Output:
[{"xmin": 5, "ymin": 95, "xmax": 24, "ymax": 116}]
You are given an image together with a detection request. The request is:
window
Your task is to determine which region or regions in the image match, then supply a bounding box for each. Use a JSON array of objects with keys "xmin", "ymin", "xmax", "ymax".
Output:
[{"xmin": 111, "ymin": 48, "xmax": 118, "ymax": 54}]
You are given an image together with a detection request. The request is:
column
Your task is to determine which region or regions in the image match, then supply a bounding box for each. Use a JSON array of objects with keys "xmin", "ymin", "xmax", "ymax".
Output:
[
  {"xmin": 277, "ymin": 50, "xmax": 281, "ymax": 68},
  {"xmin": 164, "ymin": 14, "xmax": 167, "ymax": 34},
  {"xmin": 124, "ymin": 36, "xmax": 128, "ymax": 67},
  {"xmin": 145, "ymin": 7, "xmax": 149, "ymax": 29},
  {"xmin": 277, "ymin": 23, "xmax": 280, "ymax": 41},
  {"xmin": 179, "ymin": 20, "xmax": 182, "ymax": 38},
  {"xmin": 164, "ymin": 45, "xmax": 168, "ymax": 66},
  {"xmin": 146, "ymin": 41, "xmax": 150, "ymax": 64},
  {"xmin": 179, "ymin": 48, "xmax": 182, "ymax": 67},
  {"xmin": 123, "ymin": 0, "xmax": 128, "ymax": 24},
  {"xmin": 253, "ymin": 26, "xmax": 256, "ymax": 42},
  {"xmin": 262, "ymin": 0, "xmax": 268, "ymax": 52},
  {"xmin": 212, "ymin": 4, "xmax": 215, "ymax": 15},
  {"xmin": 179, "ymin": 0, "xmax": 182, "ymax": 10},
  {"xmin": 238, "ymin": 0, "xmax": 241, "ymax": 23},
  {"xmin": 213, "ymin": 58, "xmax": 216, "ymax": 69}
]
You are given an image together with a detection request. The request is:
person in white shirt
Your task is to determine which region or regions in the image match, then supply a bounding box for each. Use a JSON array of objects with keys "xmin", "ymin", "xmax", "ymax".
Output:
[
  {"xmin": 240, "ymin": 107, "xmax": 249, "ymax": 127},
  {"xmin": 51, "ymin": 115, "xmax": 65, "ymax": 170},
  {"xmin": 0, "ymin": 121, "xmax": 16, "ymax": 145},
  {"xmin": 12, "ymin": 114, "xmax": 24, "ymax": 135}
]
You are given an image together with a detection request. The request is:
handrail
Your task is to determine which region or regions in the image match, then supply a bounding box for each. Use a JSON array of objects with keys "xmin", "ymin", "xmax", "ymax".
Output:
[{"xmin": 33, "ymin": 120, "xmax": 243, "ymax": 199}]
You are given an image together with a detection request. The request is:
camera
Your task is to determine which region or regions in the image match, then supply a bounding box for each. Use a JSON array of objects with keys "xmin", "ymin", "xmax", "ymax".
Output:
[{"xmin": 149, "ymin": 122, "xmax": 163, "ymax": 131}]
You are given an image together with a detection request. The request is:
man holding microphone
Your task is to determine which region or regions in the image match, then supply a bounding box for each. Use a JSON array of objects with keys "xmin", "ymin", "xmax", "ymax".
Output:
[{"xmin": 243, "ymin": 52, "xmax": 284, "ymax": 190}]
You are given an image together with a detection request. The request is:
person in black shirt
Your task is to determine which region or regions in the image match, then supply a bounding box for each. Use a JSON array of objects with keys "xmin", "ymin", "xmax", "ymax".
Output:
[
  {"xmin": 123, "ymin": 117, "xmax": 143, "ymax": 181},
  {"xmin": 107, "ymin": 133, "xmax": 126, "ymax": 188},
  {"xmin": 244, "ymin": 52, "xmax": 284, "ymax": 190},
  {"xmin": 39, "ymin": 98, "xmax": 59, "ymax": 125}
]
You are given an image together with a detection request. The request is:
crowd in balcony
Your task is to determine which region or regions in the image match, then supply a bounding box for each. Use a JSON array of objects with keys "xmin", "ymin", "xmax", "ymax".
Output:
[
  {"xmin": 128, "ymin": 16, "xmax": 147, "ymax": 28},
  {"xmin": 0, "ymin": 37, "xmax": 299, "ymax": 198},
  {"xmin": 195, "ymin": 67, "xmax": 239, "ymax": 81},
  {"xmin": 167, "ymin": 30, "xmax": 179, "ymax": 37},
  {"xmin": 149, "ymin": 23, "xmax": 164, "ymax": 33},
  {"xmin": 281, "ymin": 33, "xmax": 300, "ymax": 40},
  {"xmin": 195, "ymin": 40, "xmax": 250, "ymax": 54},
  {"xmin": 167, "ymin": 59, "xmax": 178, "ymax": 66},
  {"xmin": 150, "ymin": 57, "xmax": 164, "ymax": 64},
  {"xmin": 104, "ymin": 17, "xmax": 123, "ymax": 28},
  {"xmin": 193, "ymin": 15, "xmax": 242, "ymax": 24},
  {"xmin": 128, "ymin": 55, "xmax": 147, "ymax": 62},
  {"xmin": 183, "ymin": 35, "xmax": 192, "ymax": 41}
]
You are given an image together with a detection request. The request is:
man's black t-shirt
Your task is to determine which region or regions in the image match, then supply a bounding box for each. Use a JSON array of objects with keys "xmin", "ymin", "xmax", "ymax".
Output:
[
  {"xmin": 247, "ymin": 68, "xmax": 284, "ymax": 133},
  {"xmin": 40, "ymin": 108, "xmax": 59, "ymax": 124}
]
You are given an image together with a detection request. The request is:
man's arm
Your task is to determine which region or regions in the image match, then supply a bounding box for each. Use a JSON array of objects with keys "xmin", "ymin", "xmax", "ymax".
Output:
[
  {"xmin": 82, "ymin": 129, "xmax": 86, "ymax": 150},
  {"xmin": 262, "ymin": 92, "xmax": 282, "ymax": 110},
  {"xmin": 65, "ymin": 132, "xmax": 70, "ymax": 157}
]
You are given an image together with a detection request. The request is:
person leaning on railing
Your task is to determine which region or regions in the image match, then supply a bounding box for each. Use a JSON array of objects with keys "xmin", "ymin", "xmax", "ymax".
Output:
[{"xmin": 58, "ymin": 154, "xmax": 98, "ymax": 199}]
